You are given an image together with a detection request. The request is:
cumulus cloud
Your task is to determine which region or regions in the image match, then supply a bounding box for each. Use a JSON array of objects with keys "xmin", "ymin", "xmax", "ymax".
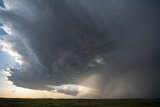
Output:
[
  {"xmin": 50, "ymin": 85, "xmax": 80, "ymax": 96},
  {"xmin": 0, "ymin": 0, "xmax": 160, "ymax": 97}
]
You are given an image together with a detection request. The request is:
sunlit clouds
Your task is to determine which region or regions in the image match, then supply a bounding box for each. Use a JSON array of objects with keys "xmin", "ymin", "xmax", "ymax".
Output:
[
  {"xmin": 1, "ymin": 24, "xmax": 12, "ymax": 35},
  {"xmin": 48, "ymin": 84, "xmax": 96, "ymax": 97},
  {"xmin": 0, "ymin": 39, "xmax": 23, "ymax": 65}
]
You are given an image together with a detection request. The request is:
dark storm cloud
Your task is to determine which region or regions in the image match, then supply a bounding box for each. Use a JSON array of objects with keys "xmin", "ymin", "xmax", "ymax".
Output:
[
  {"xmin": 0, "ymin": 0, "xmax": 160, "ymax": 97},
  {"xmin": 1, "ymin": 0, "xmax": 116, "ymax": 88}
]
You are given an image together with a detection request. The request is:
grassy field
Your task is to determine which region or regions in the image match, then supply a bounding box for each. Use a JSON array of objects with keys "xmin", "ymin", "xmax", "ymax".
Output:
[{"xmin": 0, "ymin": 98, "xmax": 160, "ymax": 107}]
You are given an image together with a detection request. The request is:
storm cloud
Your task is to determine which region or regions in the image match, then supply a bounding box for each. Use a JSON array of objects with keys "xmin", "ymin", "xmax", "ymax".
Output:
[{"xmin": 0, "ymin": 0, "xmax": 160, "ymax": 97}]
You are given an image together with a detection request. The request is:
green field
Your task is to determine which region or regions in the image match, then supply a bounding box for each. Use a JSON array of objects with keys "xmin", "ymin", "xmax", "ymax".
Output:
[{"xmin": 0, "ymin": 98, "xmax": 160, "ymax": 107}]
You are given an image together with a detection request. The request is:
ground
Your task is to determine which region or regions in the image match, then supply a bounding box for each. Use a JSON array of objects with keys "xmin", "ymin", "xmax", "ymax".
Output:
[{"xmin": 0, "ymin": 98, "xmax": 160, "ymax": 107}]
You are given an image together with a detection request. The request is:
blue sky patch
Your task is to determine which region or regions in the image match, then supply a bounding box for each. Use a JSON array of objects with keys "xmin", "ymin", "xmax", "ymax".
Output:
[
  {"xmin": 0, "ymin": 0, "xmax": 5, "ymax": 8},
  {"xmin": 0, "ymin": 24, "xmax": 7, "ymax": 36}
]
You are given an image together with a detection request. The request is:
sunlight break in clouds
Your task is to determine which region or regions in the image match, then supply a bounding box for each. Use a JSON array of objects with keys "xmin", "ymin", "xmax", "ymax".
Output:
[
  {"xmin": 1, "ymin": 24, "xmax": 12, "ymax": 35},
  {"xmin": 0, "ymin": 38, "xmax": 23, "ymax": 65}
]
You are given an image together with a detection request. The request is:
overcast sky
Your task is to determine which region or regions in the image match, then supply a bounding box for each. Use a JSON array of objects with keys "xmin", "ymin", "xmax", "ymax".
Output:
[{"xmin": 0, "ymin": 0, "xmax": 160, "ymax": 98}]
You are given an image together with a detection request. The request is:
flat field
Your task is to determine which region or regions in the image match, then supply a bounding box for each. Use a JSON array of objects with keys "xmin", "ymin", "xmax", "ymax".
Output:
[{"xmin": 0, "ymin": 98, "xmax": 159, "ymax": 107}]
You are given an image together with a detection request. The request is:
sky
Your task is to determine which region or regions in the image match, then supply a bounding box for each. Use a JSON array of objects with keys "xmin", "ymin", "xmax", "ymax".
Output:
[{"xmin": 0, "ymin": 0, "xmax": 160, "ymax": 98}]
